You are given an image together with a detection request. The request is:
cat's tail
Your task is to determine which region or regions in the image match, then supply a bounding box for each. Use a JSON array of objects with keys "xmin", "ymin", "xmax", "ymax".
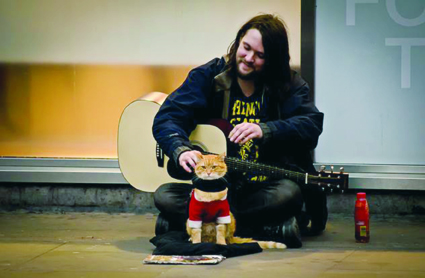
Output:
[{"xmin": 230, "ymin": 237, "xmax": 286, "ymax": 249}]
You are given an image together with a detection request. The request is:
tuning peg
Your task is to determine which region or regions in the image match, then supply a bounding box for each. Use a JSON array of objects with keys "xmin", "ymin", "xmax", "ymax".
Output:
[
  {"xmin": 340, "ymin": 167, "xmax": 344, "ymax": 174},
  {"xmin": 320, "ymin": 165, "xmax": 326, "ymax": 173},
  {"xmin": 330, "ymin": 165, "xmax": 334, "ymax": 174}
]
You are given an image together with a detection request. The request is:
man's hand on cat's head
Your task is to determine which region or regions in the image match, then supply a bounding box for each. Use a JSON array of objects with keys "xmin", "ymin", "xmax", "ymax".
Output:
[{"xmin": 179, "ymin": 150, "xmax": 202, "ymax": 173}]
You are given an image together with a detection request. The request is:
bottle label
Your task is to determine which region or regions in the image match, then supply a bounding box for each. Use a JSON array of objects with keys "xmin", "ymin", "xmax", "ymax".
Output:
[
  {"xmin": 356, "ymin": 221, "xmax": 365, "ymax": 225},
  {"xmin": 360, "ymin": 226, "xmax": 367, "ymax": 237}
]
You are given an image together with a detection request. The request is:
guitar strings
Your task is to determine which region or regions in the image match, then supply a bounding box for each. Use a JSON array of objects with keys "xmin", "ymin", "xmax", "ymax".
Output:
[{"xmin": 201, "ymin": 151, "xmax": 345, "ymax": 189}]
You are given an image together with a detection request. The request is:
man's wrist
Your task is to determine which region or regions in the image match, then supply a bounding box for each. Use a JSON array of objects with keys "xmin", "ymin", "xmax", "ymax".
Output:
[
  {"xmin": 258, "ymin": 123, "xmax": 271, "ymax": 143},
  {"xmin": 173, "ymin": 146, "xmax": 192, "ymax": 165}
]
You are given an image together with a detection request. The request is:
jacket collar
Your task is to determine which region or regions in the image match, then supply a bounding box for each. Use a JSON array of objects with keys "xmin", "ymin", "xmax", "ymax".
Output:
[
  {"xmin": 213, "ymin": 69, "xmax": 233, "ymax": 91},
  {"xmin": 213, "ymin": 69, "xmax": 233, "ymax": 119},
  {"xmin": 214, "ymin": 55, "xmax": 233, "ymax": 91}
]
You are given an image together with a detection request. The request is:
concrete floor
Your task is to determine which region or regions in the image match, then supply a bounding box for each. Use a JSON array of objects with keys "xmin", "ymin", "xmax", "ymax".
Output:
[{"xmin": 0, "ymin": 212, "xmax": 424, "ymax": 278}]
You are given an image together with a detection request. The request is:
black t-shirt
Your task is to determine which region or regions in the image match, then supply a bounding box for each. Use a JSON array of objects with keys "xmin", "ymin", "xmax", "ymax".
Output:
[{"xmin": 227, "ymin": 82, "xmax": 269, "ymax": 182}]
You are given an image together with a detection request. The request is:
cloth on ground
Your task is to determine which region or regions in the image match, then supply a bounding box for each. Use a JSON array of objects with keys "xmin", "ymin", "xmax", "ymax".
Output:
[{"xmin": 149, "ymin": 231, "xmax": 263, "ymax": 258}]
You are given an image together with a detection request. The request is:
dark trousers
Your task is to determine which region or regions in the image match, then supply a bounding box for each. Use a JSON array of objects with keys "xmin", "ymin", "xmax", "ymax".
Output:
[{"xmin": 153, "ymin": 178, "xmax": 305, "ymax": 231}]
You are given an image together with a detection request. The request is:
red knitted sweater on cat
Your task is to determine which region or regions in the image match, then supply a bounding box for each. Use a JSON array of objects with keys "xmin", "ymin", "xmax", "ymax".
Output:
[{"xmin": 188, "ymin": 191, "xmax": 231, "ymax": 229}]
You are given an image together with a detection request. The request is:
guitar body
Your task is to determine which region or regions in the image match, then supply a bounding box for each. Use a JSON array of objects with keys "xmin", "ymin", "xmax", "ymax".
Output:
[
  {"xmin": 118, "ymin": 92, "xmax": 227, "ymax": 192},
  {"xmin": 119, "ymin": 92, "xmax": 349, "ymax": 193}
]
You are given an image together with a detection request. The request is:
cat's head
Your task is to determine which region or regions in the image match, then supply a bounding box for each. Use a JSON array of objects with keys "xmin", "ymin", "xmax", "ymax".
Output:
[{"xmin": 194, "ymin": 153, "xmax": 227, "ymax": 180}]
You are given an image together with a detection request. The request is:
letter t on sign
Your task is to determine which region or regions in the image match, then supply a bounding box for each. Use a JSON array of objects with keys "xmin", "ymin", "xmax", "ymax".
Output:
[
  {"xmin": 385, "ymin": 38, "xmax": 425, "ymax": 89},
  {"xmin": 346, "ymin": 0, "xmax": 379, "ymax": 26}
]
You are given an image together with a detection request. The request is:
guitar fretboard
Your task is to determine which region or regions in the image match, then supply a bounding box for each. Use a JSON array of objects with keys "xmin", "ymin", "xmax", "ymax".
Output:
[
  {"xmin": 198, "ymin": 151, "xmax": 347, "ymax": 190},
  {"xmin": 224, "ymin": 157, "xmax": 310, "ymax": 184},
  {"xmin": 223, "ymin": 156, "xmax": 348, "ymax": 192}
]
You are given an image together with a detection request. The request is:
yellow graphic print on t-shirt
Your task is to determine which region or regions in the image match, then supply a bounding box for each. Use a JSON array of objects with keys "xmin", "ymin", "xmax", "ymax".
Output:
[{"xmin": 229, "ymin": 99, "xmax": 268, "ymax": 182}]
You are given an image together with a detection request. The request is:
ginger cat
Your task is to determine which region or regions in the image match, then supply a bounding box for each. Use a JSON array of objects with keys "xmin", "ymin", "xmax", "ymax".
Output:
[{"xmin": 186, "ymin": 153, "xmax": 286, "ymax": 249}]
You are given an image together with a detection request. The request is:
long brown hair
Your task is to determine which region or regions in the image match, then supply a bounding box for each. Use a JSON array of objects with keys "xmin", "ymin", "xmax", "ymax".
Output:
[{"xmin": 227, "ymin": 14, "xmax": 292, "ymax": 99}]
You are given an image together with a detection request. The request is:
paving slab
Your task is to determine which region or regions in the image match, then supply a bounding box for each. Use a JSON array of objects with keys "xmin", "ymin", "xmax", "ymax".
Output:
[{"xmin": 0, "ymin": 212, "xmax": 424, "ymax": 278}]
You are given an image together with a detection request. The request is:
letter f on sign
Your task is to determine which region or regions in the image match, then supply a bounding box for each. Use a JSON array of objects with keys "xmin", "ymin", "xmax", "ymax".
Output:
[{"xmin": 346, "ymin": 0, "xmax": 379, "ymax": 26}]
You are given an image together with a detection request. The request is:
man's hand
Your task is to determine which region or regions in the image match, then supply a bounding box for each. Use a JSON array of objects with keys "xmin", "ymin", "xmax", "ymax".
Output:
[
  {"xmin": 179, "ymin": 150, "xmax": 202, "ymax": 173},
  {"xmin": 229, "ymin": 123, "xmax": 263, "ymax": 145}
]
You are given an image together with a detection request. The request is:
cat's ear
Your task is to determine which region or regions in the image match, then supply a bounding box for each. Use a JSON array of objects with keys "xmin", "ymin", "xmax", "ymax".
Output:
[
  {"xmin": 218, "ymin": 153, "xmax": 226, "ymax": 162},
  {"xmin": 195, "ymin": 152, "xmax": 203, "ymax": 161}
]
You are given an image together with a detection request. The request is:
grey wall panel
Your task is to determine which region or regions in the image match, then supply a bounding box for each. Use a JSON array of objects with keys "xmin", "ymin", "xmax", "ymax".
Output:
[{"xmin": 315, "ymin": 0, "xmax": 425, "ymax": 165}]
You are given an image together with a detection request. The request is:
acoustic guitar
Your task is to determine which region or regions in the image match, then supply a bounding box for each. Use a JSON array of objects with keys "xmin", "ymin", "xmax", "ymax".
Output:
[{"xmin": 118, "ymin": 92, "xmax": 348, "ymax": 193}]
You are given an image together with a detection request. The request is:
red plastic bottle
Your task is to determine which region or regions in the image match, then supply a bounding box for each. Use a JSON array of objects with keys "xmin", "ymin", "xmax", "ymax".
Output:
[{"xmin": 355, "ymin": 192, "xmax": 370, "ymax": 243}]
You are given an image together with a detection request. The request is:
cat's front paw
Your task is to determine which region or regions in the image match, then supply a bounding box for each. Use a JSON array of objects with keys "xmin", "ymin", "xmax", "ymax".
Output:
[
  {"xmin": 216, "ymin": 224, "xmax": 227, "ymax": 245},
  {"xmin": 192, "ymin": 238, "xmax": 201, "ymax": 244},
  {"xmin": 191, "ymin": 228, "xmax": 202, "ymax": 244},
  {"xmin": 216, "ymin": 238, "xmax": 227, "ymax": 245}
]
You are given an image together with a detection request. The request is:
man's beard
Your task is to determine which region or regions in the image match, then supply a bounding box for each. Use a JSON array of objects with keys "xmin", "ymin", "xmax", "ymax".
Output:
[
  {"xmin": 237, "ymin": 69, "xmax": 258, "ymax": 80},
  {"xmin": 236, "ymin": 60, "xmax": 261, "ymax": 81}
]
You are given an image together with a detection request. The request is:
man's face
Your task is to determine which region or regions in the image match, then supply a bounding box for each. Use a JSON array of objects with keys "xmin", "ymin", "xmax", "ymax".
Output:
[{"xmin": 236, "ymin": 28, "xmax": 266, "ymax": 80}]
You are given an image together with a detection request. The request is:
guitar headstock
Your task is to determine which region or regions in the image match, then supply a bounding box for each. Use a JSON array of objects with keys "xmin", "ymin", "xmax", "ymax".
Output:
[{"xmin": 308, "ymin": 165, "xmax": 349, "ymax": 193}]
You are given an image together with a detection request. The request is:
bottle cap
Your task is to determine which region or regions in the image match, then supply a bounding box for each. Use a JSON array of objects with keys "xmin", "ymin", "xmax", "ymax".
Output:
[{"xmin": 357, "ymin": 192, "xmax": 366, "ymax": 198}]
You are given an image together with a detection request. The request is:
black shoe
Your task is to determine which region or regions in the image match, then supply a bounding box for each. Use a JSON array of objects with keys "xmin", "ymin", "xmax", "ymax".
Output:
[
  {"xmin": 297, "ymin": 211, "xmax": 326, "ymax": 236},
  {"xmin": 257, "ymin": 217, "xmax": 302, "ymax": 248},
  {"xmin": 301, "ymin": 226, "xmax": 324, "ymax": 236},
  {"xmin": 297, "ymin": 211, "xmax": 311, "ymax": 231},
  {"xmin": 281, "ymin": 217, "xmax": 302, "ymax": 248}
]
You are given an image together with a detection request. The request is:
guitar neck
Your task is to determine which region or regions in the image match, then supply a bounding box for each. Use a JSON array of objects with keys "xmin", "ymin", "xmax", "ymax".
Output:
[
  {"xmin": 224, "ymin": 157, "xmax": 310, "ymax": 184},
  {"xmin": 224, "ymin": 156, "xmax": 348, "ymax": 192}
]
